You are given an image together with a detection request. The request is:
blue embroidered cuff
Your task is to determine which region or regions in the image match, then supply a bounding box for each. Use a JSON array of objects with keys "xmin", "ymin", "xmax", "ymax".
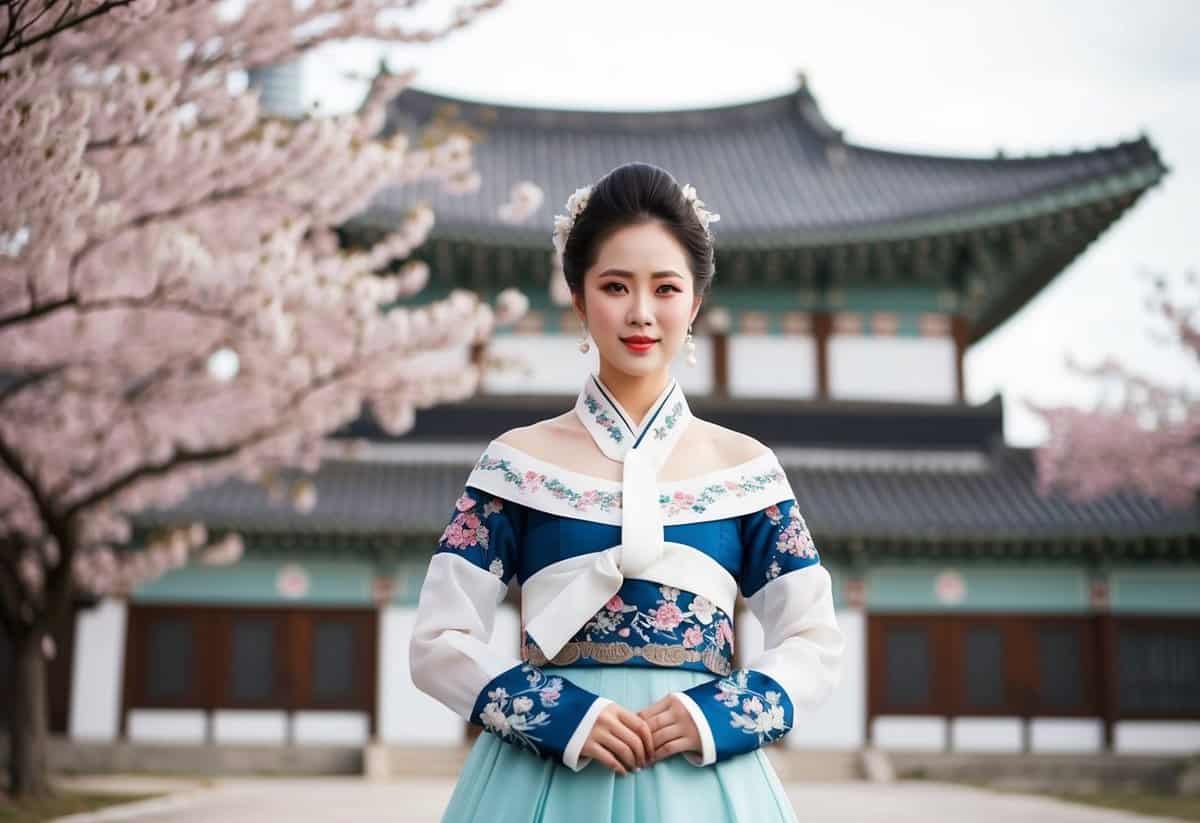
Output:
[
  {"xmin": 679, "ymin": 668, "xmax": 793, "ymax": 763},
  {"xmin": 471, "ymin": 662, "xmax": 603, "ymax": 769}
]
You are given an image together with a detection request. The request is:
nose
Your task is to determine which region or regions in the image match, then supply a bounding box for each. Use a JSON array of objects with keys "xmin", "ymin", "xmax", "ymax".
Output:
[{"xmin": 626, "ymin": 290, "xmax": 654, "ymax": 327}]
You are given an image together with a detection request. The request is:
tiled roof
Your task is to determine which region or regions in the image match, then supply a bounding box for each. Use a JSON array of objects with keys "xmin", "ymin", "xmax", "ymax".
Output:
[
  {"xmin": 134, "ymin": 444, "xmax": 1200, "ymax": 548},
  {"xmin": 359, "ymin": 83, "xmax": 1165, "ymax": 248}
]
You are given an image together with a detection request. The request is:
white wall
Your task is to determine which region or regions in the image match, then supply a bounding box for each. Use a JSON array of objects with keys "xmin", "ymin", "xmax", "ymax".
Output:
[
  {"xmin": 829, "ymin": 335, "xmax": 956, "ymax": 402},
  {"xmin": 728, "ymin": 336, "xmax": 816, "ymax": 397},
  {"xmin": 294, "ymin": 711, "xmax": 369, "ymax": 745},
  {"xmin": 1115, "ymin": 721, "xmax": 1200, "ymax": 753},
  {"xmin": 950, "ymin": 717, "xmax": 1022, "ymax": 752},
  {"xmin": 212, "ymin": 710, "xmax": 287, "ymax": 744},
  {"xmin": 127, "ymin": 709, "xmax": 207, "ymax": 743},
  {"xmin": 1030, "ymin": 718, "xmax": 1103, "ymax": 753},
  {"xmin": 872, "ymin": 716, "xmax": 947, "ymax": 750},
  {"xmin": 68, "ymin": 598, "xmax": 127, "ymax": 741}
]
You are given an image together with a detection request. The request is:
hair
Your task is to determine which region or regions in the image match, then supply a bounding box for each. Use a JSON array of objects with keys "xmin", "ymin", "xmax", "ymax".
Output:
[{"xmin": 561, "ymin": 162, "xmax": 716, "ymax": 302}]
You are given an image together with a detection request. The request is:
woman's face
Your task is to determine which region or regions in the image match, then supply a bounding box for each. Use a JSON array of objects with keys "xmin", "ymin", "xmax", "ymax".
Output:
[{"xmin": 574, "ymin": 221, "xmax": 702, "ymax": 380}]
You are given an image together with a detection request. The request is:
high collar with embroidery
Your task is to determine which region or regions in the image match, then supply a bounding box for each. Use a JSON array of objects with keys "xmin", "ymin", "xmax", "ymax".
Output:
[{"xmin": 573, "ymin": 371, "xmax": 691, "ymax": 470}]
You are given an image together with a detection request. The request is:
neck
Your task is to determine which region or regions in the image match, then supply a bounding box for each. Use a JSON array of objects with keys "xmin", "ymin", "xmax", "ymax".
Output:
[{"xmin": 595, "ymin": 364, "xmax": 673, "ymax": 428}]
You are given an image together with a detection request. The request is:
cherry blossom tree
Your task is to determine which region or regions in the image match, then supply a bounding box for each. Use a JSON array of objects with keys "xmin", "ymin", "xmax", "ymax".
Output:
[
  {"xmin": 0, "ymin": 0, "xmax": 526, "ymax": 798},
  {"xmin": 1028, "ymin": 271, "xmax": 1200, "ymax": 509},
  {"xmin": 0, "ymin": 0, "xmax": 155, "ymax": 62}
]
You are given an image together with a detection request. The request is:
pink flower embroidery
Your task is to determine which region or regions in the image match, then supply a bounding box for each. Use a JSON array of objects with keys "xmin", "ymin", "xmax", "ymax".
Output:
[
  {"xmin": 683, "ymin": 626, "xmax": 703, "ymax": 648},
  {"xmin": 776, "ymin": 508, "xmax": 817, "ymax": 558},
  {"xmin": 764, "ymin": 504, "xmax": 782, "ymax": 524},
  {"xmin": 456, "ymin": 494, "xmax": 477, "ymax": 512},
  {"xmin": 617, "ymin": 628, "xmax": 631, "ymax": 637},
  {"xmin": 652, "ymin": 602, "xmax": 684, "ymax": 631},
  {"xmin": 440, "ymin": 512, "xmax": 487, "ymax": 550},
  {"xmin": 523, "ymin": 471, "xmax": 544, "ymax": 493},
  {"xmin": 716, "ymin": 619, "xmax": 735, "ymax": 652},
  {"xmin": 605, "ymin": 595, "xmax": 625, "ymax": 612}
]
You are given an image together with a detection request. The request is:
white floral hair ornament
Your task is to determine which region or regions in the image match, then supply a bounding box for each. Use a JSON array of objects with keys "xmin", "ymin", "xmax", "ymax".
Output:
[{"xmin": 551, "ymin": 182, "xmax": 720, "ymax": 258}]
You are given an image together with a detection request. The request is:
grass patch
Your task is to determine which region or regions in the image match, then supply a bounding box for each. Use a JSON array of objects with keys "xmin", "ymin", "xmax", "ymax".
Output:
[
  {"xmin": 1048, "ymin": 792, "xmax": 1200, "ymax": 821},
  {"xmin": 0, "ymin": 790, "xmax": 161, "ymax": 822}
]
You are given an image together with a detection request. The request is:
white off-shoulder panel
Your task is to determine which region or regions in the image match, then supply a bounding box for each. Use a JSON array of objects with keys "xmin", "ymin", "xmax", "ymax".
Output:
[{"xmin": 464, "ymin": 439, "xmax": 796, "ymax": 525}]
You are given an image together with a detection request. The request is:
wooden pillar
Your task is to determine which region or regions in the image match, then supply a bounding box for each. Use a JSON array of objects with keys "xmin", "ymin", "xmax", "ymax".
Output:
[
  {"xmin": 812, "ymin": 311, "xmax": 832, "ymax": 400},
  {"xmin": 950, "ymin": 315, "xmax": 970, "ymax": 403},
  {"xmin": 469, "ymin": 341, "xmax": 487, "ymax": 395},
  {"xmin": 1097, "ymin": 613, "xmax": 1118, "ymax": 752},
  {"xmin": 712, "ymin": 332, "xmax": 729, "ymax": 398}
]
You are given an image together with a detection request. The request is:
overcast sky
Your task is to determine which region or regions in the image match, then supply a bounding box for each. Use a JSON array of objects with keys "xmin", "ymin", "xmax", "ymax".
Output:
[{"xmin": 305, "ymin": 0, "xmax": 1199, "ymax": 446}]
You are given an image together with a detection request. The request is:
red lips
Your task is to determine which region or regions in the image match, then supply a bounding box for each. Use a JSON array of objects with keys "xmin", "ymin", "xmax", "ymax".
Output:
[{"xmin": 621, "ymin": 335, "xmax": 659, "ymax": 353}]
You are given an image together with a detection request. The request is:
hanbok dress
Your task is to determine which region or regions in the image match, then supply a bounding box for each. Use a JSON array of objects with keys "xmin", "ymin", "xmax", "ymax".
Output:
[{"xmin": 409, "ymin": 371, "xmax": 845, "ymax": 822}]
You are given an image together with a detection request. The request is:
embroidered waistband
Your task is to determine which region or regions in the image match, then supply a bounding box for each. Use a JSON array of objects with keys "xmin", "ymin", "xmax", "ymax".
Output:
[{"xmin": 524, "ymin": 638, "xmax": 733, "ymax": 677}]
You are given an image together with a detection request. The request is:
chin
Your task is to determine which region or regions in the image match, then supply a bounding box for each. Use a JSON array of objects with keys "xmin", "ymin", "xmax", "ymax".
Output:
[{"xmin": 606, "ymin": 352, "xmax": 669, "ymax": 377}]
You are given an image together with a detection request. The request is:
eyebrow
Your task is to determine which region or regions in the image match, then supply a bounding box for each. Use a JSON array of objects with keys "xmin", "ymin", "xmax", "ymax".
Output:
[{"xmin": 597, "ymin": 268, "xmax": 685, "ymax": 280}]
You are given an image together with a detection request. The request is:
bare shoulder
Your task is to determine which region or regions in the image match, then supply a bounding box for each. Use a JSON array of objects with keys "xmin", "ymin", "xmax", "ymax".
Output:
[
  {"xmin": 493, "ymin": 413, "xmax": 585, "ymax": 460},
  {"xmin": 693, "ymin": 418, "xmax": 772, "ymax": 467}
]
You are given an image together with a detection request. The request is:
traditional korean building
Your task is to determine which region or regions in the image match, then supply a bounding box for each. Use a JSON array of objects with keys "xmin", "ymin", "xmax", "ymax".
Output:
[{"xmin": 41, "ymin": 77, "xmax": 1200, "ymax": 764}]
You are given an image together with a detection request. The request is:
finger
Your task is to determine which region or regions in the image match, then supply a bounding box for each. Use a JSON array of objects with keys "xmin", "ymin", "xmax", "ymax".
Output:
[
  {"xmin": 654, "ymin": 737, "xmax": 694, "ymax": 760},
  {"xmin": 642, "ymin": 695, "xmax": 672, "ymax": 716},
  {"xmin": 616, "ymin": 708, "xmax": 651, "ymax": 761},
  {"xmin": 628, "ymin": 711, "xmax": 655, "ymax": 762},
  {"xmin": 642, "ymin": 706, "xmax": 672, "ymax": 731},
  {"xmin": 583, "ymin": 741, "xmax": 626, "ymax": 776},
  {"xmin": 652, "ymin": 723, "xmax": 686, "ymax": 749},
  {"xmin": 598, "ymin": 730, "xmax": 638, "ymax": 772},
  {"xmin": 610, "ymin": 715, "xmax": 647, "ymax": 768}
]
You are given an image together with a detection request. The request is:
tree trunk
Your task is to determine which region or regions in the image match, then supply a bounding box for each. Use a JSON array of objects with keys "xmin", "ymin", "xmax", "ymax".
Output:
[{"xmin": 5, "ymin": 627, "xmax": 49, "ymax": 799}]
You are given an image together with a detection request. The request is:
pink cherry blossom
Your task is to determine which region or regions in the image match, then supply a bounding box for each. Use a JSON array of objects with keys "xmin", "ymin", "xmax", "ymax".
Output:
[
  {"xmin": 0, "ymin": 0, "xmax": 515, "ymax": 799},
  {"xmin": 1029, "ymin": 272, "xmax": 1199, "ymax": 509},
  {"xmin": 605, "ymin": 595, "xmax": 624, "ymax": 612},
  {"xmin": 683, "ymin": 626, "xmax": 704, "ymax": 648}
]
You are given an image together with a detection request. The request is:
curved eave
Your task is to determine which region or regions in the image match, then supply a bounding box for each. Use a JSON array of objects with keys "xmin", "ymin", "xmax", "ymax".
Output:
[{"xmin": 352, "ymin": 146, "xmax": 1165, "ymax": 252}]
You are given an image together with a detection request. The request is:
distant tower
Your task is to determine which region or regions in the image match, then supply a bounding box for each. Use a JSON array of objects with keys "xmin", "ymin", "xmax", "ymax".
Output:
[{"xmin": 247, "ymin": 57, "xmax": 307, "ymax": 118}]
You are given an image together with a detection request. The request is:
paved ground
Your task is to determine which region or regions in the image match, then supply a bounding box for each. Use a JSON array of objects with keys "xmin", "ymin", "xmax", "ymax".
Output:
[{"xmin": 51, "ymin": 775, "xmax": 1188, "ymax": 823}]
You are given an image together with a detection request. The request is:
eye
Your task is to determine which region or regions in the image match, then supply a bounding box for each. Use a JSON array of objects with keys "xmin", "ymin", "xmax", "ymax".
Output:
[
  {"xmin": 602, "ymin": 282, "xmax": 626, "ymax": 293},
  {"xmin": 657, "ymin": 285, "xmax": 681, "ymax": 294}
]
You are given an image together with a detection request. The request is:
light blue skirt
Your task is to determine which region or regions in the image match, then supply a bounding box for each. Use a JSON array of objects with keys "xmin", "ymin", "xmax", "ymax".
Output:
[{"xmin": 440, "ymin": 665, "xmax": 799, "ymax": 823}]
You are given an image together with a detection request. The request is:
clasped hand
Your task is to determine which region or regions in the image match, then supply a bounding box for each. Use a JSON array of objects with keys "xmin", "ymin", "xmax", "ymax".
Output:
[{"xmin": 580, "ymin": 695, "xmax": 700, "ymax": 775}]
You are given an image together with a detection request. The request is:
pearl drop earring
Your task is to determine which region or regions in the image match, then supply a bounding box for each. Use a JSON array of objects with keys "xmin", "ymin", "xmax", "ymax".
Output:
[
  {"xmin": 685, "ymin": 324, "xmax": 696, "ymax": 366},
  {"xmin": 578, "ymin": 324, "xmax": 590, "ymax": 353}
]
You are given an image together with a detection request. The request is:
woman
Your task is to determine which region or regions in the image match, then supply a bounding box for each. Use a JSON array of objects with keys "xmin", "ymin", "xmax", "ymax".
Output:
[{"xmin": 409, "ymin": 161, "xmax": 845, "ymax": 822}]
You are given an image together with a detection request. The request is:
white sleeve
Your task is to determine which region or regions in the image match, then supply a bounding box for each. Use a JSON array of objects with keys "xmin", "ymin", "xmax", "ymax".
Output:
[
  {"xmin": 407, "ymin": 487, "xmax": 611, "ymax": 771},
  {"xmin": 673, "ymin": 497, "xmax": 844, "ymax": 766}
]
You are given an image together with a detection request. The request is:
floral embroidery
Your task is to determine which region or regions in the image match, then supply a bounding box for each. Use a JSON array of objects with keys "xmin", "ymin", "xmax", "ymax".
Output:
[
  {"xmin": 580, "ymin": 583, "xmax": 735, "ymax": 657},
  {"xmin": 439, "ymin": 493, "xmax": 491, "ymax": 550},
  {"xmin": 583, "ymin": 391, "xmax": 625, "ymax": 444},
  {"xmin": 715, "ymin": 669, "xmax": 790, "ymax": 744},
  {"xmin": 765, "ymin": 503, "xmax": 817, "ymax": 559},
  {"xmin": 659, "ymin": 468, "xmax": 788, "ymax": 517},
  {"xmin": 473, "ymin": 453, "xmax": 623, "ymax": 514},
  {"xmin": 651, "ymin": 400, "xmax": 684, "ymax": 441},
  {"xmin": 478, "ymin": 665, "xmax": 564, "ymax": 755},
  {"xmin": 488, "ymin": 557, "xmax": 504, "ymax": 577}
]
